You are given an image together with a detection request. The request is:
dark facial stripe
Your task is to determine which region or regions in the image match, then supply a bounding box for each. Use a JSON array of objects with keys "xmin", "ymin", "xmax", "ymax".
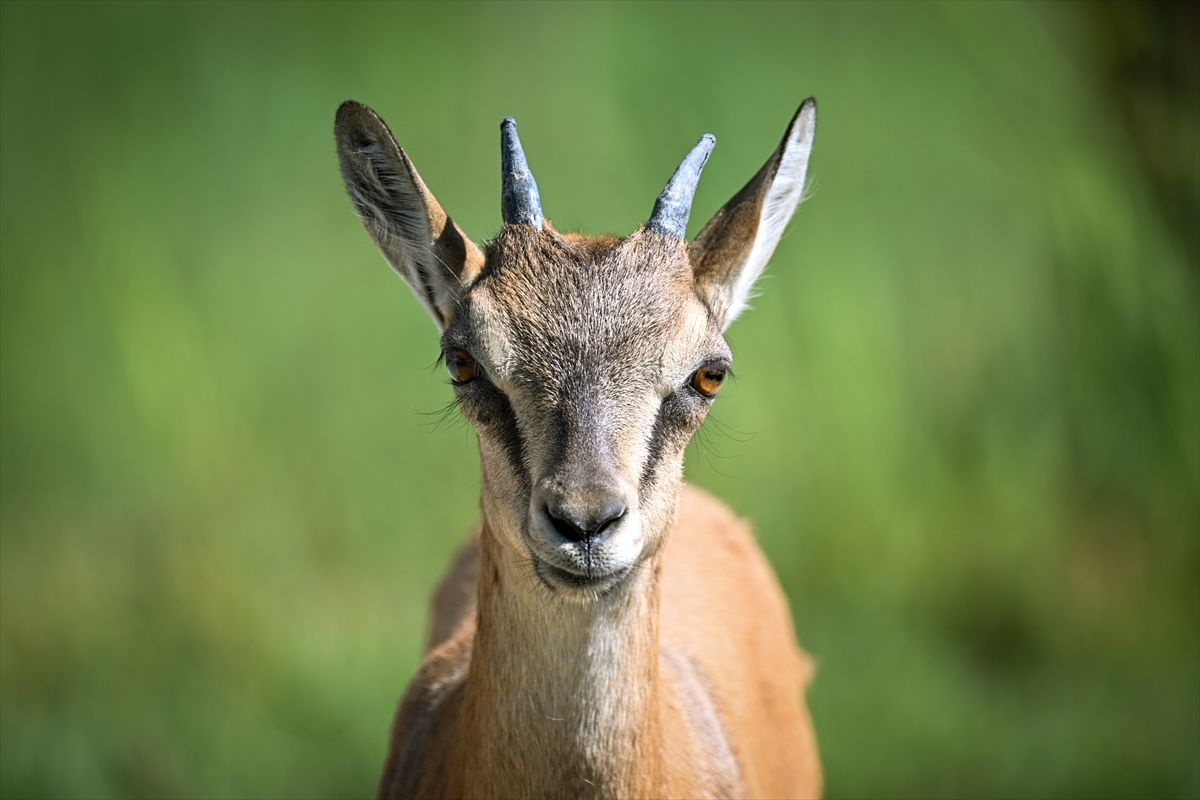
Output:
[
  {"xmin": 640, "ymin": 393, "xmax": 704, "ymax": 493},
  {"xmin": 640, "ymin": 400, "xmax": 672, "ymax": 492},
  {"xmin": 480, "ymin": 386, "xmax": 530, "ymax": 491}
]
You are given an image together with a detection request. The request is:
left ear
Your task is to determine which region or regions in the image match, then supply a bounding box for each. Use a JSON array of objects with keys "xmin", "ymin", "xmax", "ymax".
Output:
[
  {"xmin": 689, "ymin": 99, "xmax": 816, "ymax": 330},
  {"xmin": 335, "ymin": 100, "xmax": 484, "ymax": 330}
]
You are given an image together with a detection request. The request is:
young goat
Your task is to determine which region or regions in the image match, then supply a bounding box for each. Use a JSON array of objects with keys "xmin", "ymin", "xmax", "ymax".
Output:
[{"xmin": 335, "ymin": 99, "xmax": 821, "ymax": 799}]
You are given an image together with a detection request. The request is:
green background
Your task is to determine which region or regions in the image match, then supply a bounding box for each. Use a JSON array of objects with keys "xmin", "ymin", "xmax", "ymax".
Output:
[{"xmin": 2, "ymin": 2, "xmax": 1197, "ymax": 798}]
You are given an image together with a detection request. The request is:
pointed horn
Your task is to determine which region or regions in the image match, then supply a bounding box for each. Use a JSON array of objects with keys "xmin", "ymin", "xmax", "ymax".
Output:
[
  {"xmin": 500, "ymin": 117, "xmax": 543, "ymax": 229},
  {"xmin": 647, "ymin": 133, "xmax": 716, "ymax": 238}
]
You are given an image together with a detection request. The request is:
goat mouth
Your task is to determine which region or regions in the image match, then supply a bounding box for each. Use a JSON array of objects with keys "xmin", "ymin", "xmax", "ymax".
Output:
[{"xmin": 532, "ymin": 558, "xmax": 631, "ymax": 595}]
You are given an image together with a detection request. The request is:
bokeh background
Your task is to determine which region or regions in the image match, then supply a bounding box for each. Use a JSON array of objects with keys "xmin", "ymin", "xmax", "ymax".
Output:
[{"xmin": 2, "ymin": 2, "xmax": 1197, "ymax": 798}]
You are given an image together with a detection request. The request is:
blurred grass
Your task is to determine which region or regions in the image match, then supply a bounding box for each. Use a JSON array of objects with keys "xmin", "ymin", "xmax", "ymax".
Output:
[{"xmin": 1, "ymin": 2, "xmax": 1197, "ymax": 798}]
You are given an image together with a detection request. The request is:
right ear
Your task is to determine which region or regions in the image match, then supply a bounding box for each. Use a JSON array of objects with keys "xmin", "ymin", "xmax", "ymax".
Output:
[
  {"xmin": 688, "ymin": 100, "xmax": 816, "ymax": 330},
  {"xmin": 335, "ymin": 101, "xmax": 484, "ymax": 330}
]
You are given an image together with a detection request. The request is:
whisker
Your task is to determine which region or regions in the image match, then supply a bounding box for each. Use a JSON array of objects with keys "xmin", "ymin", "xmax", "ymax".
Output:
[
  {"xmin": 705, "ymin": 412, "xmax": 756, "ymax": 444},
  {"xmin": 417, "ymin": 395, "xmax": 467, "ymax": 432}
]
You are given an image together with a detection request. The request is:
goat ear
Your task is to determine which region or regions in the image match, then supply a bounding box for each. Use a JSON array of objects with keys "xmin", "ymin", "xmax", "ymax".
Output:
[
  {"xmin": 335, "ymin": 101, "xmax": 484, "ymax": 330},
  {"xmin": 689, "ymin": 99, "xmax": 816, "ymax": 330}
]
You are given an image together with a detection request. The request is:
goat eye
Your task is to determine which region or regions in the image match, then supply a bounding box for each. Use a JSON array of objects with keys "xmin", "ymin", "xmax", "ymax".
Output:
[
  {"xmin": 446, "ymin": 349, "xmax": 478, "ymax": 384},
  {"xmin": 691, "ymin": 363, "xmax": 727, "ymax": 398}
]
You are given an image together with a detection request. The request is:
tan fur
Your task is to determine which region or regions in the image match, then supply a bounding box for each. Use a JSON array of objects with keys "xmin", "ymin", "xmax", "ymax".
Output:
[
  {"xmin": 335, "ymin": 100, "xmax": 821, "ymax": 800},
  {"xmin": 402, "ymin": 485, "xmax": 820, "ymax": 799}
]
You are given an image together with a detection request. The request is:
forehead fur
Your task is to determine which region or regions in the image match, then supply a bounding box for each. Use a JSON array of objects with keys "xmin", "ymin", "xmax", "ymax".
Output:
[{"xmin": 466, "ymin": 226, "xmax": 710, "ymax": 388}]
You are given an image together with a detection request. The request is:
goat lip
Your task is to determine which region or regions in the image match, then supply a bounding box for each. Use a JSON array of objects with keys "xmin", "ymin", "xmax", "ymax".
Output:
[{"xmin": 533, "ymin": 558, "xmax": 631, "ymax": 593}]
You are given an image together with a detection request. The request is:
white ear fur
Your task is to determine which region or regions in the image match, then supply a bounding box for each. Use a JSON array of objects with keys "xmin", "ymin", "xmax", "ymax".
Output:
[
  {"xmin": 728, "ymin": 103, "xmax": 815, "ymax": 323},
  {"xmin": 689, "ymin": 100, "xmax": 817, "ymax": 330}
]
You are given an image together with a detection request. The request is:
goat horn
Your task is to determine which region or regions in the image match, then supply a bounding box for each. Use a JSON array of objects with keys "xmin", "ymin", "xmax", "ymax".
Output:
[
  {"xmin": 647, "ymin": 134, "xmax": 715, "ymax": 238},
  {"xmin": 500, "ymin": 117, "xmax": 544, "ymax": 230}
]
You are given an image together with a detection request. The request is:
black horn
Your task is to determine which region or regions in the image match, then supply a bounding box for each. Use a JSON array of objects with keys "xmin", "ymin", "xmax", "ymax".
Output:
[
  {"xmin": 646, "ymin": 134, "xmax": 715, "ymax": 238},
  {"xmin": 500, "ymin": 117, "xmax": 543, "ymax": 230}
]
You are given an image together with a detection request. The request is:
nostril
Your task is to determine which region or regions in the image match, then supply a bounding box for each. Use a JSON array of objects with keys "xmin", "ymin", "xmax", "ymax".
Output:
[
  {"xmin": 593, "ymin": 502, "xmax": 626, "ymax": 536},
  {"xmin": 545, "ymin": 504, "xmax": 588, "ymax": 543},
  {"xmin": 544, "ymin": 500, "xmax": 627, "ymax": 543}
]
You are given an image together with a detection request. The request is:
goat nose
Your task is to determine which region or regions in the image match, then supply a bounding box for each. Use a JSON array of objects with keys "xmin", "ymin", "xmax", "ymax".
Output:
[{"xmin": 544, "ymin": 497, "xmax": 627, "ymax": 544}]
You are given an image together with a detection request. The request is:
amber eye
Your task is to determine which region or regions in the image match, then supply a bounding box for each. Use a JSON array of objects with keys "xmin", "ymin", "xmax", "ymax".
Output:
[
  {"xmin": 445, "ymin": 348, "xmax": 477, "ymax": 385},
  {"xmin": 691, "ymin": 363, "xmax": 727, "ymax": 398}
]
